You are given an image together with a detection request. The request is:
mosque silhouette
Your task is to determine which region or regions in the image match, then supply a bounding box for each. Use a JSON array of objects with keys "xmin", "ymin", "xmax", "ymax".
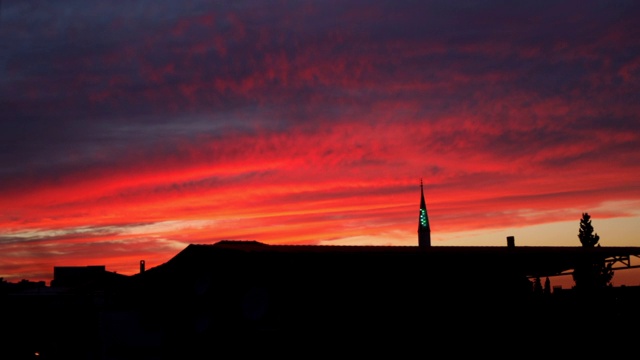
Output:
[{"xmin": 3, "ymin": 181, "xmax": 640, "ymax": 358}]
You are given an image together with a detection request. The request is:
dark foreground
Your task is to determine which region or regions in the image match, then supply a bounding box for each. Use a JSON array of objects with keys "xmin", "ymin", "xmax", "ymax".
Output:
[{"xmin": 3, "ymin": 243, "xmax": 639, "ymax": 358}]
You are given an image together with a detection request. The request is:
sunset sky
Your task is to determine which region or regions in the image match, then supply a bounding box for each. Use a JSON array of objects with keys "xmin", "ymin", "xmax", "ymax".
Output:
[{"xmin": 1, "ymin": 1, "xmax": 639, "ymax": 286}]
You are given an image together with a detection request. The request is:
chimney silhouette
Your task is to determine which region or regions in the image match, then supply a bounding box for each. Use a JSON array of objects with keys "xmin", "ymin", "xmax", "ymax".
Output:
[
  {"xmin": 140, "ymin": 260, "xmax": 145, "ymax": 273},
  {"xmin": 507, "ymin": 236, "xmax": 515, "ymax": 248}
]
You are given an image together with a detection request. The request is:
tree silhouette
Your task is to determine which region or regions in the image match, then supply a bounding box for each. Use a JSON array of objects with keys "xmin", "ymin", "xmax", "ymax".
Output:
[
  {"xmin": 572, "ymin": 213, "xmax": 613, "ymax": 291},
  {"xmin": 543, "ymin": 277, "xmax": 551, "ymax": 295},
  {"xmin": 533, "ymin": 277, "xmax": 543, "ymax": 295},
  {"xmin": 578, "ymin": 212, "xmax": 600, "ymax": 247}
]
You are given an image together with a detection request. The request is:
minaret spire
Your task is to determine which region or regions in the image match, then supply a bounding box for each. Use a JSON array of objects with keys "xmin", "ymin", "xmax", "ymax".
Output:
[{"xmin": 418, "ymin": 178, "xmax": 431, "ymax": 247}]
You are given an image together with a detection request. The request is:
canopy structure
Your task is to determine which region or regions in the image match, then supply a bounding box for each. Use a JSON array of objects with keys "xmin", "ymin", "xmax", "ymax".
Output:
[{"xmin": 154, "ymin": 240, "xmax": 640, "ymax": 280}]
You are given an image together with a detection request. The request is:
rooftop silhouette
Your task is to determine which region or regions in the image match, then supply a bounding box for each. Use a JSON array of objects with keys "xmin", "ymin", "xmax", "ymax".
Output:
[{"xmin": 2, "ymin": 186, "xmax": 640, "ymax": 358}]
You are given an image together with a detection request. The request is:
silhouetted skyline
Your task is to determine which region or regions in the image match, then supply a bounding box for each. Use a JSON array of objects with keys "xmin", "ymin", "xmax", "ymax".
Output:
[{"xmin": 3, "ymin": 239, "xmax": 639, "ymax": 358}]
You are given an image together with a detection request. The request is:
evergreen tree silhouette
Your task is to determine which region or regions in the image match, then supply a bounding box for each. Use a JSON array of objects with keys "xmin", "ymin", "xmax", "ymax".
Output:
[
  {"xmin": 572, "ymin": 213, "xmax": 613, "ymax": 291},
  {"xmin": 533, "ymin": 277, "xmax": 543, "ymax": 295},
  {"xmin": 543, "ymin": 277, "xmax": 551, "ymax": 295},
  {"xmin": 578, "ymin": 212, "xmax": 600, "ymax": 247}
]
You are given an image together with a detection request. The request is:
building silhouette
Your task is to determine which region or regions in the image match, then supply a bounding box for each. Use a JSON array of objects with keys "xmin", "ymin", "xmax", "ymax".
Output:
[{"xmin": 2, "ymin": 184, "xmax": 640, "ymax": 357}]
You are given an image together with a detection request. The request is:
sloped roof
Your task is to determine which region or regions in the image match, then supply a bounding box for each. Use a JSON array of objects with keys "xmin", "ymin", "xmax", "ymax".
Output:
[{"xmin": 140, "ymin": 240, "xmax": 640, "ymax": 280}]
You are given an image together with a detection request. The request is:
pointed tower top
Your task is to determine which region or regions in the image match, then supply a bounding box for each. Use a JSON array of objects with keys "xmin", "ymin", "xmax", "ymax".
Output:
[
  {"xmin": 418, "ymin": 178, "xmax": 431, "ymax": 247},
  {"xmin": 420, "ymin": 178, "xmax": 426, "ymax": 210}
]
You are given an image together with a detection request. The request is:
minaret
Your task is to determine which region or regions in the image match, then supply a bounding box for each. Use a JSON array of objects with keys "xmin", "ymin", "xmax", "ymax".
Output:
[{"xmin": 418, "ymin": 179, "xmax": 431, "ymax": 247}]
